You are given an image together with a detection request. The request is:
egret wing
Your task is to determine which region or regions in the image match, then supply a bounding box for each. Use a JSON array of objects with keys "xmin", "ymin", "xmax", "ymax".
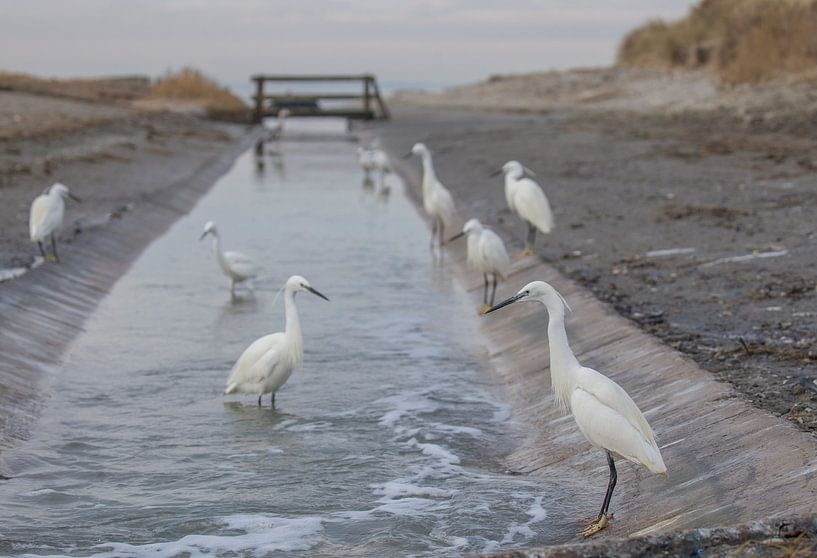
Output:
[
  {"xmin": 571, "ymin": 367, "xmax": 666, "ymax": 473},
  {"xmin": 514, "ymin": 179, "xmax": 553, "ymax": 233},
  {"xmin": 433, "ymin": 183, "xmax": 457, "ymax": 228},
  {"xmin": 224, "ymin": 251, "xmax": 259, "ymax": 279},
  {"xmin": 226, "ymin": 333, "xmax": 283, "ymax": 388},
  {"xmin": 29, "ymin": 194, "xmax": 62, "ymax": 241},
  {"xmin": 479, "ymin": 229, "xmax": 511, "ymax": 277}
]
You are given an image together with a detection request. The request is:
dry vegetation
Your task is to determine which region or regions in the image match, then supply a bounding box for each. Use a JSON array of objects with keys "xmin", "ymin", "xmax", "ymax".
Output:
[
  {"xmin": 146, "ymin": 67, "xmax": 248, "ymax": 121},
  {"xmin": 0, "ymin": 72, "xmax": 150, "ymax": 101},
  {"xmin": 618, "ymin": 0, "xmax": 817, "ymax": 84}
]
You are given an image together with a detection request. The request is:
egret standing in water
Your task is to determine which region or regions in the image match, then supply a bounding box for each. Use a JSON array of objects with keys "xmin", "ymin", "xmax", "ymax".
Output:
[
  {"xmin": 357, "ymin": 147, "xmax": 375, "ymax": 188},
  {"xmin": 225, "ymin": 275, "xmax": 329, "ymax": 407},
  {"xmin": 199, "ymin": 221, "xmax": 259, "ymax": 296},
  {"xmin": 409, "ymin": 143, "xmax": 456, "ymax": 250},
  {"xmin": 267, "ymin": 109, "xmax": 291, "ymax": 142},
  {"xmin": 448, "ymin": 218, "xmax": 510, "ymax": 313},
  {"xmin": 29, "ymin": 182, "xmax": 81, "ymax": 262},
  {"xmin": 494, "ymin": 161, "xmax": 553, "ymax": 257},
  {"xmin": 486, "ymin": 281, "xmax": 666, "ymax": 536}
]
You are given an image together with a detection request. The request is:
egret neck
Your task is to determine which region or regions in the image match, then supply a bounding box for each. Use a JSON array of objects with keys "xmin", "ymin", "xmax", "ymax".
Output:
[
  {"xmin": 283, "ymin": 287, "xmax": 304, "ymax": 367},
  {"xmin": 541, "ymin": 293, "xmax": 579, "ymax": 411},
  {"xmin": 209, "ymin": 233, "xmax": 230, "ymax": 276},
  {"xmin": 419, "ymin": 151, "xmax": 437, "ymax": 196}
]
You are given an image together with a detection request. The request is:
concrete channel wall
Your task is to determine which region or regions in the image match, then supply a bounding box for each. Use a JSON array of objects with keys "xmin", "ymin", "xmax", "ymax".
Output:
[
  {"xmin": 0, "ymin": 127, "xmax": 263, "ymax": 465},
  {"xmin": 389, "ymin": 153, "xmax": 817, "ymax": 546}
]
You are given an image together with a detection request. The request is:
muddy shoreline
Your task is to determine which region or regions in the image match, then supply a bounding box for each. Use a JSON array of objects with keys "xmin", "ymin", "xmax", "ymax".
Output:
[
  {"xmin": 364, "ymin": 105, "xmax": 817, "ymax": 437},
  {"xmin": 0, "ymin": 107, "xmax": 262, "ymax": 463}
]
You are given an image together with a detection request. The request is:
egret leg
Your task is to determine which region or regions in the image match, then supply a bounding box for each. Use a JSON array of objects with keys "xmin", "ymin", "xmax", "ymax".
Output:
[
  {"xmin": 37, "ymin": 241, "xmax": 46, "ymax": 259},
  {"xmin": 523, "ymin": 223, "xmax": 536, "ymax": 257},
  {"xmin": 258, "ymin": 394, "xmax": 263, "ymax": 406},
  {"xmin": 430, "ymin": 219, "xmax": 438, "ymax": 250},
  {"xmin": 479, "ymin": 274, "xmax": 491, "ymax": 315},
  {"xmin": 578, "ymin": 451, "xmax": 616, "ymax": 537},
  {"xmin": 438, "ymin": 221, "xmax": 445, "ymax": 250},
  {"xmin": 490, "ymin": 272, "xmax": 499, "ymax": 306},
  {"xmin": 271, "ymin": 392, "xmax": 276, "ymax": 408},
  {"xmin": 51, "ymin": 235, "xmax": 60, "ymax": 263}
]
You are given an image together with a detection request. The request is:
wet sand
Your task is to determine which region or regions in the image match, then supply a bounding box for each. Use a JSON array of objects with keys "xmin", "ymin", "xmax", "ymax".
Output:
[
  {"xmin": 364, "ymin": 105, "xmax": 817, "ymax": 437},
  {"xmin": 0, "ymin": 93, "xmax": 261, "ymax": 460}
]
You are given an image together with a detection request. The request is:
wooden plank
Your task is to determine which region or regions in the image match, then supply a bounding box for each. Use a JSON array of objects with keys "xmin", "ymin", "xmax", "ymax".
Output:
[
  {"xmin": 251, "ymin": 74, "xmax": 374, "ymax": 82},
  {"xmin": 254, "ymin": 94, "xmax": 365, "ymax": 101},
  {"xmin": 258, "ymin": 109, "xmax": 374, "ymax": 119}
]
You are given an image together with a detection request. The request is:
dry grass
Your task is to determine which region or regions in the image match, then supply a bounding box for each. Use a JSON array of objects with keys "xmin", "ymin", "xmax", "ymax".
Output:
[
  {"xmin": 618, "ymin": 0, "xmax": 817, "ymax": 84},
  {"xmin": 147, "ymin": 67, "xmax": 248, "ymax": 121},
  {"xmin": 0, "ymin": 71, "xmax": 150, "ymax": 101}
]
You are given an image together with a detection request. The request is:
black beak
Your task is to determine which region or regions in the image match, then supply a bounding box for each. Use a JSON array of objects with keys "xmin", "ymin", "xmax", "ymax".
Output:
[
  {"xmin": 485, "ymin": 292, "xmax": 525, "ymax": 314},
  {"xmin": 305, "ymin": 285, "xmax": 330, "ymax": 301},
  {"xmin": 447, "ymin": 231, "xmax": 465, "ymax": 244},
  {"xmin": 401, "ymin": 152, "xmax": 413, "ymax": 160},
  {"xmin": 68, "ymin": 193, "xmax": 82, "ymax": 203},
  {"xmin": 199, "ymin": 231, "xmax": 208, "ymax": 241},
  {"xmin": 489, "ymin": 169, "xmax": 502, "ymax": 177}
]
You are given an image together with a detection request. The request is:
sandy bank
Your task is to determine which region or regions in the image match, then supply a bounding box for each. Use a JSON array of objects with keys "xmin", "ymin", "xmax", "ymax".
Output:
[
  {"xmin": 0, "ymin": 97, "xmax": 262, "ymax": 462},
  {"xmin": 374, "ymin": 136, "xmax": 817, "ymax": 542},
  {"xmin": 363, "ymin": 104, "xmax": 817, "ymax": 439},
  {"xmin": 393, "ymin": 67, "xmax": 817, "ymax": 138}
]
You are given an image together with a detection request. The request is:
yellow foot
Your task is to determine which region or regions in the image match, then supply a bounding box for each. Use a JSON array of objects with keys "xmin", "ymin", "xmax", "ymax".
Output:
[
  {"xmin": 44, "ymin": 254, "xmax": 57, "ymax": 263},
  {"xmin": 478, "ymin": 304, "xmax": 491, "ymax": 315},
  {"xmin": 521, "ymin": 247, "xmax": 534, "ymax": 257},
  {"xmin": 577, "ymin": 514, "xmax": 610, "ymax": 537}
]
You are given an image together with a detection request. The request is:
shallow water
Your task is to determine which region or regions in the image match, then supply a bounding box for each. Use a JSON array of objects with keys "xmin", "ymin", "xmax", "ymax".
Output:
[{"xmin": 0, "ymin": 120, "xmax": 567, "ymax": 556}]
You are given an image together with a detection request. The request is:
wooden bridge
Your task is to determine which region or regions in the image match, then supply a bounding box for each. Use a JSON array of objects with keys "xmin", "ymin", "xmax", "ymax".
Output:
[{"xmin": 251, "ymin": 74, "xmax": 389, "ymax": 123}]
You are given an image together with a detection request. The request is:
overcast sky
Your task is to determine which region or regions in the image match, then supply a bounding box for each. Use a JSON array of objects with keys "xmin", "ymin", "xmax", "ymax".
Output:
[{"xmin": 1, "ymin": 1, "xmax": 697, "ymax": 93}]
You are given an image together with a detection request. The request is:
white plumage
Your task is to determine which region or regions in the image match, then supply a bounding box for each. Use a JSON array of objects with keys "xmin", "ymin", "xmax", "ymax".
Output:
[
  {"xmin": 357, "ymin": 147, "xmax": 374, "ymax": 175},
  {"xmin": 267, "ymin": 109, "xmax": 291, "ymax": 142},
  {"xmin": 224, "ymin": 275, "xmax": 329, "ymax": 407},
  {"xmin": 411, "ymin": 143, "xmax": 456, "ymax": 249},
  {"xmin": 486, "ymin": 280, "xmax": 665, "ymax": 536},
  {"xmin": 450, "ymin": 218, "xmax": 510, "ymax": 312},
  {"xmin": 199, "ymin": 221, "xmax": 259, "ymax": 295},
  {"xmin": 29, "ymin": 182, "xmax": 80, "ymax": 262},
  {"xmin": 500, "ymin": 160, "xmax": 553, "ymax": 255}
]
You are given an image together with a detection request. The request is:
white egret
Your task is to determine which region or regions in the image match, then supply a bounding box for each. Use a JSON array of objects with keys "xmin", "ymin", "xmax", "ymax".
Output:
[
  {"xmin": 199, "ymin": 221, "xmax": 259, "ymax": 295},
  {"xmin": 357, "ymin": 147, "xmax": 374, "ymax": 176},
  {"xmin": 494, "ymin": 160, "xmax": 553, "ymax": 256},
  {"xmin": 486, "ymin": 281, "xmax": 666, "ymax": 537},
  {"xmin": 29, "ymin": 182, "xmax": 81, "ymax": 262},
  {"xmin": 409, "ymin": 143, "xmax": 457, "ymax": 249},
  {"xmin": 448, "ymin": 218, "xmax": 510, "ymax": 313},
  {"xmin": 267, "ymin": 109, "xmax": 291, "ymax": 142},
  {"xmin": 224, "ymin": 275, "xmax": 329, "ymax": 407}
]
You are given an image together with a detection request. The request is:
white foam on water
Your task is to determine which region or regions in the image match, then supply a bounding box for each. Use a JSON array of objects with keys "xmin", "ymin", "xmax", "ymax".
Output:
[
  {"xmin": 430, "ymin": 422, "xmax": 484, "ymax": 438},
  {"xmin": 407, "ymin": 438, "xmax": 461, "ymax": 466},
  {"xmin": 23, "ymin": 515, "xmax": 324, "ymax": 558},
  {"xmin": 266, "ymin": 447, "xmax": 284, "ymax": 455},
  {"xmin": 373, "ymin": 481, "xmax": 454, "ymax": 499}
]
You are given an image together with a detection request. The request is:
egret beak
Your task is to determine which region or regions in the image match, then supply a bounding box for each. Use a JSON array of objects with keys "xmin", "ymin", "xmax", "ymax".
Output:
[
  {"xmin": 68, "ymin": 193, "xmax": 82, "ymax": 203},
  {"xmin": 489, "ymin": 169, "xmax": 502, "ymax": 177},
  {"xmin": 485, "ymin": 292, "xmax": 525, "ymax": 314},
  {"xmin": 523, "ymin": 166, "xmax": 537, "ymax": 177},
  {"xmin": 401, "ymin": 152, "xmax": 413, "ymax": 160},
  {"xmin": 305, "ymin": 285, "xmax": 330, "ymax": 301},
  {"xmin": 198, "ymin": 231, "xmax": 208, "ymax": 241},
  {"xmin": 447, "ymin": 231, "xmax": 466, "ymax": 244}
]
